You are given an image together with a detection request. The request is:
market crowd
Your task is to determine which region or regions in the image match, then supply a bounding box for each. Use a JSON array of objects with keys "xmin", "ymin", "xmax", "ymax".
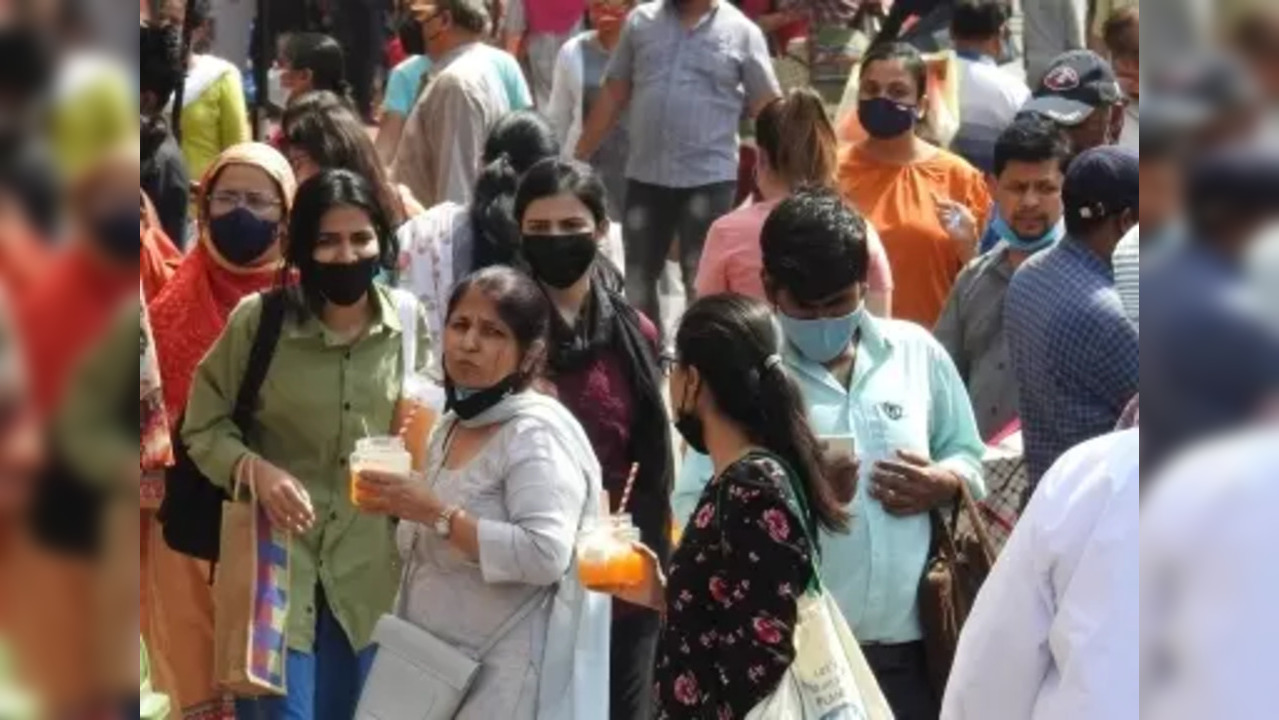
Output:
[{"xmin": 0, "ymin": 0, "xmax": 1277, "ymax": 718}]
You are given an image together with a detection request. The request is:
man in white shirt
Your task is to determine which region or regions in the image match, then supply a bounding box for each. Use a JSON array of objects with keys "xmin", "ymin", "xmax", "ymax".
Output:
[
  {"xmin": 941, "ymin": 429, "xmax": 1139, "ymax": 720},
  {"xmin": 949, "ymin": 0, "xmax": 1032, "ymax": 174}
]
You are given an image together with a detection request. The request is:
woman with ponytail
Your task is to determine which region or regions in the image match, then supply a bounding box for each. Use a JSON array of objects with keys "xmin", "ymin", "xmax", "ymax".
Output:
[
  {"xmin": 603, "ymin": 291, "xmax": 855, "ymax": 718},
  {"xmin": 695, "ymin": 88, "xmax": 896, "ymax": 317},
  {"xmin": 678, "ymin": 188, "xmax": 985, "ymax": 720},
  {"xmin": 397, "ymin": 110, "xmax": 624, "ymax": 342}
]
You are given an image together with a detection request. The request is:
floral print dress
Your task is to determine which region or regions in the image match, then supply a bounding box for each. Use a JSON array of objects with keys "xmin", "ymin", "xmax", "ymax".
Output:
[{"xmin": 655, "ymin": 452, "xmax": 816, "ymax": 719}]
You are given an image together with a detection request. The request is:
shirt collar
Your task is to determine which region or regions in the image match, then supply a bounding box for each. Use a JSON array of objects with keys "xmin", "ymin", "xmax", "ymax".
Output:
[
  {"xmin": 1061, "ymin": 236, "xmax": 1115, "ymax": 281},
  {"xmin": 432, "ymin": 41, "xmax": 480, "ymax": 74},
  {"xmin": 956, "ymin": 48, "xmax": 996, "ymax": 65},
  {"xmin": 288, "ymin": 284, "xmax": 403, "ymax": 344}
]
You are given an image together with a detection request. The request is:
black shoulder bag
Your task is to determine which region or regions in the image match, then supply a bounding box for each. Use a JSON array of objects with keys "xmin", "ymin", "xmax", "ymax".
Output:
[{"xmin": 157, "ymin": 289, "xmax": 286, "ymax": 562}]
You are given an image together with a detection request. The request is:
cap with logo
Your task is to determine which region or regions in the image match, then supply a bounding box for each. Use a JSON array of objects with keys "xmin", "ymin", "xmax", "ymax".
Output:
[
  {"xmin": 1062, "ymin": 146, "xmax": 1139, "ymax": 226},
  {"xmin": 1019, "ymin": 50, "xmax": 1125, "ymax": 127}
]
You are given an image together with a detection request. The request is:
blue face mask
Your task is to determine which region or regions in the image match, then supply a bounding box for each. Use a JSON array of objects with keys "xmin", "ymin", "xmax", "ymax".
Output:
[
  {"xmin": 778, "ymin": 306, "xmax": 865, "ymax": 364},
  {"xmin": 990, "ymin": 213, "xmax": 1064, "ymax": 254}
]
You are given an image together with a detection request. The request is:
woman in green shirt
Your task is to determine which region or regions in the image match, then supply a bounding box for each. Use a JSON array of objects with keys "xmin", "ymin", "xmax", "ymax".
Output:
[{"xmin": 182, "ymin": 169, "xmax": 431, "ymax": 719}]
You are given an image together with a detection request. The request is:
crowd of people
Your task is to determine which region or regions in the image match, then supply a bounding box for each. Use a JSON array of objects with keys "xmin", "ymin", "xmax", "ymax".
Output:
[{"xmin": 0, "ymin": 0, "xmax": 1278, "ymax": 718}]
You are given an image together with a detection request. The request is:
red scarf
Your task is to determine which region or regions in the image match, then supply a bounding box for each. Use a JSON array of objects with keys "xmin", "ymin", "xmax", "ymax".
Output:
[{"xmin": 148, "ymin": 245, "xmax": 283, "ymax": 420}]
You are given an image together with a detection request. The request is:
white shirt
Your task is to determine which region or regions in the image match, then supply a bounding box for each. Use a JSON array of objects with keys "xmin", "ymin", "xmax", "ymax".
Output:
[
  {"xmin": 953, "ymin": 56, "xmax": 1032, "ymax": 172},
  {"xmin": 1118, "ymin": 103, "xmax": 1140, "ymax": 152},
  {"xmin": 941, "ymin": 429, "xmax": 1139, "ymax": 720},
  {"xmin": 1112, "ymin": 225, "xmax": 1140, "ymax": 329},
  {"xmin": 1142, "ymin": 425, "xmax": 1279, "ymax": 720}
]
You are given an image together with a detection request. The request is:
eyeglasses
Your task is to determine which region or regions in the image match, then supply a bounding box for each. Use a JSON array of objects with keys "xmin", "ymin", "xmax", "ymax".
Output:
[{"xmin": 209, "ymin": 190, "xmax": 283, "ymax": 216}]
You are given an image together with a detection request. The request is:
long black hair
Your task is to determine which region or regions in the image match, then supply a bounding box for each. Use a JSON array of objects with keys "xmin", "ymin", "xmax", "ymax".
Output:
[
  {"xmin": 283, "ymin": 32, "xmax": 353, "ymax": 107},
  {"xmin": 444, "ymin": 266, "xmax": 551, "ymax": 390},
  {"xmin": 676, "ymin": 294, "xmax": 853, "ymax": 533},
  {"xmin": 283, "ymin": 91, "xmax": 406, "ymax": 225},
  {"xmin": 286, "ymin": 169, "xmax": 399, "ymax": 316},
  {"xmin": 471, "ymin": 111, "xmax": 561, "ymax": 270}
]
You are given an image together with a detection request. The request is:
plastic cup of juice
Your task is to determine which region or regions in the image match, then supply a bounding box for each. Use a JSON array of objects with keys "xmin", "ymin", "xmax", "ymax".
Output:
[
  {"xmin": 396, "ymin": 373, "xmax": 445, "ymax": 471},
  {"xmin": 349, "ymin": 436, "xmax": 412, "ymax": 509},
  {"xmin": 577, "ymin": 514, "xmax": 645, "ymax": 590}
]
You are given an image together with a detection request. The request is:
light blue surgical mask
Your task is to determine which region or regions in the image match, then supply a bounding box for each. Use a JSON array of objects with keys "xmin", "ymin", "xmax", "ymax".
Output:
[
  {"xmin": 778, "ymin": 306, "xmax": 865, "ymax": 364},
  {"xmin": 990, "ymin": 214, "xmax": 1065, "ymax": 254}
]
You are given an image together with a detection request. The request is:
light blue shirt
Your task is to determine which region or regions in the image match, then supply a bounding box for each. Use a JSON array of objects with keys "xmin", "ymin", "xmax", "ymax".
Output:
[
  {"xmin": 674, "ymin": 316, "xmax": 986, "ymax": 644},
  {"xmin": 383, "ymin": 52, "xmax": 533, "ymax": 118}
]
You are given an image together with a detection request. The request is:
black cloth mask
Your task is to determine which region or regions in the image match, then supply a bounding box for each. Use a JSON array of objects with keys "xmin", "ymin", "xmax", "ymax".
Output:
[
  {"xmin": 444, "ymin": 373, "xmax": 520, "ymax": 420},
  {"xmin": 308, "ymin": 256, "xmax": 378, "ymax": 306},
  {"xmin": 672, "ymin": 377, "xmax": 707, "ymax": 455},
  {"xmin": 522, "ymin": 232, "xmax": 599, "ymax": 289},
  {"xmin": 208, "ymin": 207, "xmax": 278, "ymax": 266}
]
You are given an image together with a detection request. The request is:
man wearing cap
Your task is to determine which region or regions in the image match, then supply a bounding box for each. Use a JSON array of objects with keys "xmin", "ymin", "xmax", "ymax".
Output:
[
  {"xmin": 1020, "ymin": 50, "xmax": 1127, "ymax": 153},
  {"xmin": 1141, "ymin": 145, "xmax": 1279, "ymax": 472},
  {"xmin": 1004, "ymin": 145, "xmax": 1139, "ymax": 490}
]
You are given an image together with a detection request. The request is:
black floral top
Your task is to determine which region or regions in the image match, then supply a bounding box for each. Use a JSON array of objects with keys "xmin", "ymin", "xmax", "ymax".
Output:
[{"xmin": 654, "ymin": 452, "xmax": 816, "ymax": 719}]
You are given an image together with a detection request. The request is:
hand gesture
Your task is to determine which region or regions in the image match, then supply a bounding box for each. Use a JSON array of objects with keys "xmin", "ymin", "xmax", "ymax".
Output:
[
  {"xmin": 933, "ymin": 194, "xmax": 979, "ymax": 259},
  {"xmin": 596, "ymin": 542, "xmax": 667, "ymax": 612},
  {"xmin": 248, "ymin": 457, "xmax": 316, "ymax": 534},
  {"xmin": 357, "ymin": 468, "xmax": 441, "ymax": 523},
  {"xmin": 870, "ymin": 450, "xmax": 961, "ymax": 517}
]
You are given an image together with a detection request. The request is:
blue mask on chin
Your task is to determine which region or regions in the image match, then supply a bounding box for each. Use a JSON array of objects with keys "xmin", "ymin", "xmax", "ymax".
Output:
[
  {"xmin": 778, "ymin": 306, "xmax": 865, "ymax": 364},
  {"xmin": 991, "ymin": 214, "xmax": 1064, "ymax": 254}
]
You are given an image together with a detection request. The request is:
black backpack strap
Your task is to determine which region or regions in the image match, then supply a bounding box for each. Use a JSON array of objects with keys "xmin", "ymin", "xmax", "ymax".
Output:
[{"xmin": 230, "ymin": 290, "xmax": 287, "ymax": 430}]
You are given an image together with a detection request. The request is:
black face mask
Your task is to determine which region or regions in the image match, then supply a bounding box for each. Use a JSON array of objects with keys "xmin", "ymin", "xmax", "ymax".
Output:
[
  {"xmin": 522, "ymin": 232, "xmax": 598, "ymax": 289},
  {"xmin": 208, "ymin": 207, "xmax": 279, "ymax": 266},
  {"xmin": 444, "ymin": 373, "xmax": 520, "ymax": 420},
  {"xmin": 308, "ymin": 256, "xmax": 378, "ymax": 306},
  {"xmin": 94, "ymin": 205, "xmax": 142, "ymax": 263},
  {"xmin": 396, "ymin": 17, "xmax": 426, "ymax": 56},
  {"xmin": 673, "ymin": 376, "xmax": 707, "ymax": 455}
]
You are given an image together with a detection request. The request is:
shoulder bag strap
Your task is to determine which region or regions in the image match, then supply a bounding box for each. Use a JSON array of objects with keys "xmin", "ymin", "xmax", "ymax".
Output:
[
  {"xmin": 229, "ymin": 290, "xmax": 287, "ymax": 431},
  {"xmin": 473, "ymin": 586, "xmax": 552, "ymax": 660}
]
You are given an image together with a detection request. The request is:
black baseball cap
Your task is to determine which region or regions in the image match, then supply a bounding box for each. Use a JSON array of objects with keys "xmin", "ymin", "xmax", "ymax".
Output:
[
  {"xmin": 1020, "ymin": 50, "xmax": 1125, "ymax": 127},
  {"xmin": 1063, "ymin": 146, "xmax": 1139, "ymax": 225}
]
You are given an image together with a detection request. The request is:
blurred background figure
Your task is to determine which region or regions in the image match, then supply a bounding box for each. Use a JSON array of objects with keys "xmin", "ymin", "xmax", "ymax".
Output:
[
  {"xmin": 331, "ymin": 0, "xmax": 386, "ymax": 123},
  {"xmin": 948, "ymin": 0, "xmax": 1029, "ymax": 176},
  {"xmin": 0, "ymin": 23, "xmax": 60, "ymax": 242},
  {"xmin": 139, "ymin": 21, "xmax": 192, "ymax": 249},
  {"xmin": 1099, "ymin": 5, "xmax": 1138, "ymax": 150}
]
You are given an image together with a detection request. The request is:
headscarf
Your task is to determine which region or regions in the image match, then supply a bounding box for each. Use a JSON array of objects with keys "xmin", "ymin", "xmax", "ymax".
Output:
[
  {"xmin": 18, "ymin": 144, "xmax": 176, "ymax": 416},
  {"xmin": 148, "ymin": 142, "xmax": 298, "ymax": 420},
  {"xmin": 141, "ymin": 190, "xmax": 183, "ymax": 300}
]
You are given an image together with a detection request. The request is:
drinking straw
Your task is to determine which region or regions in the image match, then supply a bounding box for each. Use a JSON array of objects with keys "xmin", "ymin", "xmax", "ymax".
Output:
[{"xmin": 619, "ymin": 462, "xmax": 640, "ymax": 514}]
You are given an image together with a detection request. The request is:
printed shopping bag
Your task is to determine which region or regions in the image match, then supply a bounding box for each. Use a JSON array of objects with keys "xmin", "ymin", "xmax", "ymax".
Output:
[
  {"xmin": 746, "ymin": 591, "xmax": 893, "ymax": 720},
  {"xmin": 212, "ymin": 459, "xmax": 290, "ymax": 697}
]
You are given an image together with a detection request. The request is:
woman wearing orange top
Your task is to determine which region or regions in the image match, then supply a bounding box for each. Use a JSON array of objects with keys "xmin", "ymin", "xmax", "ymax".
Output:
[
  {"xmin": 145, "ymin": 142, "xmax": 298, "ymax": 720},
  {"xmin": 19, "ymin": 143, "xmax": 178, "ymax": 417},
  {"xmin": 837, "ymin": 42, "xmax": 990, "ymax": 328}
]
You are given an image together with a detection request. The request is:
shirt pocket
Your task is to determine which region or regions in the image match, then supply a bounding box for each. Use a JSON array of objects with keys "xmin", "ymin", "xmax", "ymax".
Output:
[
  {"xmin": 689, "ymin": 33, "xmax": 741, "ymax": 92},
  {"xmin": 865, "ymin": 398, "xmax": 930, "ymax": 461}
]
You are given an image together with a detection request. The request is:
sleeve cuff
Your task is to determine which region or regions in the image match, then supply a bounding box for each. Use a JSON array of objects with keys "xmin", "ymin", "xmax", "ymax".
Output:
[
  {"xmin": 941, "ymin": 456, "xmax": 987, "ymax": 501},
  {"xmin": 476, "ymin": 517, "xmax": 523, "ymax": 584}
]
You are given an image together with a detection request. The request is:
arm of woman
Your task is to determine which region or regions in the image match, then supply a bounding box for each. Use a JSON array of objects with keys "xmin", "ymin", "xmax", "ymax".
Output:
[
  {"xmin": 216, "ymin": 70, "xmax": 252, "ymax": 152},
  {"xmin": 180, "ymin": 296, "xmax": 257, "ymax": 490},
  {"xmin": 865, "ymin": 223, "xmax": 894, "ymax": 318},
  {"xmin": 546, "ymin": 40, "xmax": 581, "ymax": 151},
  {"xmin": 474, "ymin": 437, "xmax": 587, "ymax": 585},
  {"xmin": 925, "ymin": 337, "xmax": 987, "ymax": 499}
]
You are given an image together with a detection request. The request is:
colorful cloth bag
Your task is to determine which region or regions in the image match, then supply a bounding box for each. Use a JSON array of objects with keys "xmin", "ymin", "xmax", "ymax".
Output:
[{"xmin": 212, "ymin": 459, "xmax": 290, "ymax": 696}]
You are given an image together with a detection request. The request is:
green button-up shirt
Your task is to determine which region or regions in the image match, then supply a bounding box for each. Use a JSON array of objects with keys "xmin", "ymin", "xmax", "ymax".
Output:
[{"xmin": 182, "ymin": 284, "xmax": 431, "ymax": 652}]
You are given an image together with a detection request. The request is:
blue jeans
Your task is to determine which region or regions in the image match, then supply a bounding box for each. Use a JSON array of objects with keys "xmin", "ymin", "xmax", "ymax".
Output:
[{"xmin": 235, "ymin": 588, "xmax": 377, "ymax": 720}]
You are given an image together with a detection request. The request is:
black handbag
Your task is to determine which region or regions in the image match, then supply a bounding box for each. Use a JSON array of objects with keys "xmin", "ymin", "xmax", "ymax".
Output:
[{"xmin": 157, "ymin": 290, "xmax": 286, "ymax": 562}]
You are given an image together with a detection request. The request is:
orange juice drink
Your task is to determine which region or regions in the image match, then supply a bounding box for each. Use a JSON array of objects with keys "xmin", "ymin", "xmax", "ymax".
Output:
[
  {"xmin": 349, "ymin": 436, "xmax": 412, "ymax": 510},
  {"xmin": 397, "ymin": 373, "xmax": 446, "ymax": 470},
  {"xmin": 577, "ymin": 515, "xmax": 644, "ymax": 589}
]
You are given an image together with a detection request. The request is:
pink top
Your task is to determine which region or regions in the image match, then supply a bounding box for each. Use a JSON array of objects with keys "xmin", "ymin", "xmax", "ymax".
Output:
[{"xmin": 694, "ymin": 197, "xmax": 895, "ymax": 300}]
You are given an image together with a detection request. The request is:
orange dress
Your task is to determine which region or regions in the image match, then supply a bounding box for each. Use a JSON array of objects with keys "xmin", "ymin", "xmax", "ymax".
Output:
[{"xmin": 837, "ymin": 143, "xmax": 990, "ymax": 328}]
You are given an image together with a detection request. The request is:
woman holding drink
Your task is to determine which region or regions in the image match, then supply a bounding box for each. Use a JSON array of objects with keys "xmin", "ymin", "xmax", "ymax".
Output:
[
  {"xmin": 514, "ymin": 158, "xmax": 672, "ymax": 719},
  {"xmin": 602, "ymin": 293, "xmax": 858, "ymax": 718},
  {"xmin": 182, "ymin": 169, "xmax": 431, "ymax": 718},
  {"xmin": 356, "ymin": 266, "xmax": 610, "ymax": 719}
]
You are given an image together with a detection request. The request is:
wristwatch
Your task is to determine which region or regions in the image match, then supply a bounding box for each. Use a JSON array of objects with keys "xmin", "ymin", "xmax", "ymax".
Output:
[{"xmin": 434, "ymin": 505, "xmax": 461, "ymax": 539}]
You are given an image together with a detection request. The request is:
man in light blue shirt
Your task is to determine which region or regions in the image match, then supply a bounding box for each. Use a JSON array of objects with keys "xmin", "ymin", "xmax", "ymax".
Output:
[{"xmin": 674, "ymin": 189, "xmax": 985, "ymax": 720}]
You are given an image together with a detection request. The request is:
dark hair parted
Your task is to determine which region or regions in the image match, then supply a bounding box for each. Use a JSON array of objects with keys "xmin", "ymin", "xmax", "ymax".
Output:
[
  {"xmin": 761, "ymin": 188, "xmax": 870, "ymax": 303},
  {"xmin": 675, "ymin": 295, "xmax": 853, "ymax": 533},
  {"xmin": 950, "ymin": 0, "xmax": 1011, "ymax": 41},
  {"xmin": 472, "ymin": 111, "xmax": 561, "ymax": 269},
  {"xmin": 283, "ymin": 32, "xmax": 353, "ymax": 105},
  {"xmin": 286, "ymin": 169, "xmax": 399, "ymax": 313},
  {"xmin": 445, "ymin": 266, "xmax": 551, "ymax": 388},
  {"xmin": 993, "ymin": 114, "xmax": 1073, "ymax": 177},
  {"xmin": 514, "ymin": 158, "xmax": 609, "ymax": 228},
  {"xmin": 755, "ymin": 88, "xmax": 839, "ymax": 191},
  {"xmin": 283, "ymin": 91, "xmax": 405, "ymax": 224},
  {"xmin": 860, "ymin": 41, "xmax": 928, "ymax": 101}
]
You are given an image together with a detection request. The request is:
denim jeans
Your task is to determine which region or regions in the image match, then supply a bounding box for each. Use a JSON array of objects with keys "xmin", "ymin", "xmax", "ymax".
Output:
[
  {"xmin": 235, "ymin": 588, "xmax": 377, "ymax": 720},
  {"xmin": 622, "ymin": 179, "xmax": 738, "ymax": 336}
]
